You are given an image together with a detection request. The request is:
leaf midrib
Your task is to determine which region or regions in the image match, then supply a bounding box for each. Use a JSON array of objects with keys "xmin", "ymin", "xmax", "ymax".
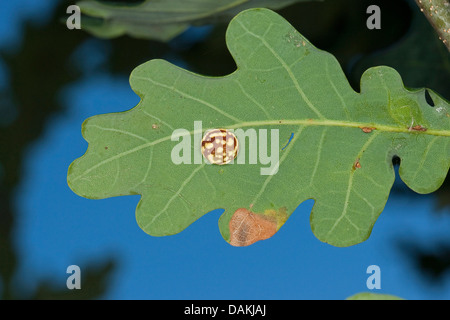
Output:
[
  {"xmin": 70, "ymin": 118, "xmax": 449, "ymax": 183},
  {"xmin": 229, "ymin": 119, "xmax": 450, "ymax": 136}
]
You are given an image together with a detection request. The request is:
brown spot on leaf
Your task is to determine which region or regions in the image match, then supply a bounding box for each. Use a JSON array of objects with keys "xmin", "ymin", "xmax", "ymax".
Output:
[
  {"xmin": 360, "ymin": 127, "xmax": 376, "ymax": 133},
  {"xmin": 410, "ymin": 125, "xmax": 427, "ymax": 132},
  {"xmin": 229, "ymin": 208, "xmax": 278, "ymax": 247},
  {"xmin": 353, "ymin": 158, "xmax": 361, "ymax": 170},
  {"xmin": 104, "ymin": 146, "xmax": 108, "ymax": 150}
]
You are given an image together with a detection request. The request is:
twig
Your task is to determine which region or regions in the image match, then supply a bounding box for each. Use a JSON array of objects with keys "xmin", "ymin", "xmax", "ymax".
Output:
[{"xmin": 415, "ymin": 0, "xmax": 450, "ymax": 51}]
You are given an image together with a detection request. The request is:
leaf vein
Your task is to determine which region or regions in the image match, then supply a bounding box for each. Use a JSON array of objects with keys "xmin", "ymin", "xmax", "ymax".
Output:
[
  {"xmin": 233, "ymin": 79, "xmax": 271, "ymax": 119},
  {"xmin": 87, "ymin": 124, "xmax": 150, "ymax": 143},
  {"xmin": 146, "ymin": 163, "xmax": 206, "ymax": 228},
  {"xmin": 142, "ymin": 110, "xmax": 175, "ymax": 131},
  {"xmin": 133, "ymin": 75, "xmax": 242, "ymax": 123},
  {"xmin": 235, "ymin": 19, "xmax": 326, "ymax": 119},
  {"xmin": 325, "ymin": 131, "xmax": 380, "ymax": 240},
  {"xmin": 250, "ymin": 125, "xmax": 305, "ymax": 207}
]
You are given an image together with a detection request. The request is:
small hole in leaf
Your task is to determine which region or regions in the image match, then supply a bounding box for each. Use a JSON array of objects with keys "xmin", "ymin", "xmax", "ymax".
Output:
[{"xmin": 425, "ymin": 89, "xmax": 435, "ymax": 107}]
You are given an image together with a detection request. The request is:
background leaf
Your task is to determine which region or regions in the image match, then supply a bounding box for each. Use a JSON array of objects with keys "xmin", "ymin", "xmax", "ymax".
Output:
[
  {"xmin": 77, "ymin": 0, "xmax": 319, "ymax": 41},
  {"xmin": 68, "ymin": 8, "xmax": 450, "ymax": 248},
  {"xmin": 346, "ymin": 292, "xmax": 404, "ymax": 300}
]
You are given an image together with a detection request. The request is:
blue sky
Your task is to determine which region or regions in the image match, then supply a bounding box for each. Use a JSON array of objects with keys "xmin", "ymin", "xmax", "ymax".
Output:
[{"xmin": 2, "ymin": 1, "xmax": 450, "ymax": 300}]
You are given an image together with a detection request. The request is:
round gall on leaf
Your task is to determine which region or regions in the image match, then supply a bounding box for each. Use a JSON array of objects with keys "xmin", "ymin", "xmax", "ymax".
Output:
[{"xmin": 201, "ymin": 129, "xmax": 238, "ymax": 165}]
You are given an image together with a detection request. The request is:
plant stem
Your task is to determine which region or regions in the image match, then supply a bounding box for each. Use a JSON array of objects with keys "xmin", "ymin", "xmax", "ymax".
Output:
[{"xmin": 415, "ymin": 0, "xmax": 450, "ymax": 51}]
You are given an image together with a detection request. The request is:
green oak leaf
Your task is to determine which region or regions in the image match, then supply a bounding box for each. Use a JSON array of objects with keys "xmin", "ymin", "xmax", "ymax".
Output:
[
  {"xmin": 67, "ymin": 8, "xmax": 450, "ymax": 247},
  {"xmin": 77, "ymin": 0, "xmax": 317, "ymax": 41}
]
